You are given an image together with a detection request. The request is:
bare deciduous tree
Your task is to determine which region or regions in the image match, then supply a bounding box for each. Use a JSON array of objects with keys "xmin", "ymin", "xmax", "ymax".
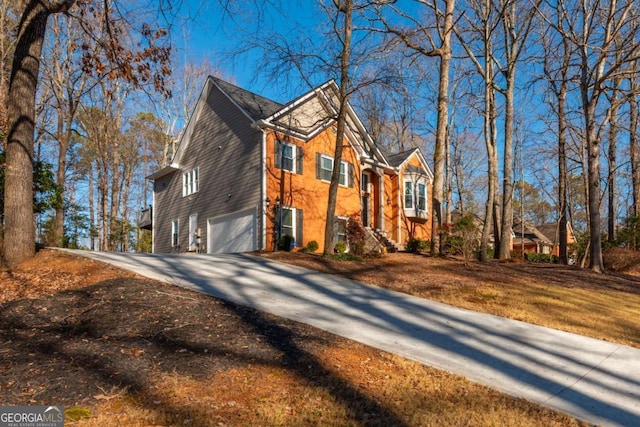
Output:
[
  {"xmin": 376, "ymin": 0, "xmax": 456, "ymax": 255},
  {"xmin": 3, "ymin": 0, "xmax": 171, "ymax": 265}
]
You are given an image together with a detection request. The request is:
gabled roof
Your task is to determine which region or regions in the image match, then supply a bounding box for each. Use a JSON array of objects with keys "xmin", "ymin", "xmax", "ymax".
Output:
[
  {"xmin": 149, "ymin": 76, "xmax": 434, "ymax": 181},
  {"xmin": 512, "ymin": 220, "xmax": 552, "ymax": 243},
  {"xmin": 160, "ymin": 77, "xmax": 284, "ymax": 174},
  {"xmin": 536, "ymin": 224, "xmax": 559, "ymax": 243},
  {"xmin": 255, "ymin": 80, "xmax": 389, "ymax": 166},
  {"xmin": 387, "ymin": 148, "xmax": 434, "ymax": 180},
  {"xmin": 211, "ymin": 77, "xmax": 283, "ymax": 121},
  {"xmin": 386, "ymin": 149, "xmax": 416, "ymax": 168}
]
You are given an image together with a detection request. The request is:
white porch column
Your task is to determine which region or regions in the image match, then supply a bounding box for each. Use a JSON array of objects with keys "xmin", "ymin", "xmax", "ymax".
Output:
[{"xmin": 377, "ymin": 169, "xmax": 385, "ymax": 231}]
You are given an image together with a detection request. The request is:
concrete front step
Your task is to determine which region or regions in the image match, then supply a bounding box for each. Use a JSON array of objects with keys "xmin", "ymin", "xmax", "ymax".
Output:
[{"xmin": 366, "ymin": 227, "xmax": 403, "ymax": 253}]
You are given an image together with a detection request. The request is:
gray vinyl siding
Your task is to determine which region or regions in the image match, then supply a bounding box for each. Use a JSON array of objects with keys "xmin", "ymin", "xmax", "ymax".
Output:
[{"xmin": 153, "ymin": 83, "xmax": 263, "ymax": 253}]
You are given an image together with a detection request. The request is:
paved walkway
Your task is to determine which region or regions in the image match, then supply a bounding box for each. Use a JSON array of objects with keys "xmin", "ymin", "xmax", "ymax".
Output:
[{"xmin": 66, "ymin": 250, "xmax": 640, "ymax": 426}]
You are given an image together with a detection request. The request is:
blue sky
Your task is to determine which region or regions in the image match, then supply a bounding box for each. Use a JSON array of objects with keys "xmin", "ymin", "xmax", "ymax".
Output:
[{"xmin": 168, "ymin": 1, "xmax": 323, "ymax": 103}]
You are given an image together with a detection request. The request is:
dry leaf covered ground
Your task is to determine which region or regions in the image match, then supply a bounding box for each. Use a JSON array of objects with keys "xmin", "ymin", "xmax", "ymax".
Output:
[{"xmin": 1, "ymin": 249, "xmax": 624, "ymax": 425}]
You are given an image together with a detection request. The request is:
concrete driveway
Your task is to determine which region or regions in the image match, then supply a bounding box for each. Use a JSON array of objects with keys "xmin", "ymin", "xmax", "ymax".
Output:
[{"xmin": 65, "ymin": 250, "xmax": 640, "ymax": 426}]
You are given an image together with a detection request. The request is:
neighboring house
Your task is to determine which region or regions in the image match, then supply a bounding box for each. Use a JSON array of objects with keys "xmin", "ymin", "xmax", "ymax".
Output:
[
  {"xmin": 146, "ymin": 77, "xmax": 433, "ymax": 254},
  {"xmin": 448, "ymin": 210, "xmax": 576, "ymax": 258},
  {"xmin": 512, "ymin": 220, "xmax": 576, "ymax": 256}
]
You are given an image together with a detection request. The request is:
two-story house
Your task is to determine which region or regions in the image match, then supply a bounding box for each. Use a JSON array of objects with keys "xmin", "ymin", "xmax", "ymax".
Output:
[{"xmin": 146, "ymin": 77, "xmax": 433, "ymax": 254}]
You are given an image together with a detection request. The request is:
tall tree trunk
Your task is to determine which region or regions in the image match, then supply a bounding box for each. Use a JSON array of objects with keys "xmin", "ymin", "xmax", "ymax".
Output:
[
  {"xmin": 53, "ymin": 120, "xmax": 70, "ymax": 247},
  {"xmin": 557, "ymin": 79, "xmax": 568, "ymax": 264},
  {"xmin": 3, "ymin": 0, "xmax": 75, "ymax": 265},
  {"xmin": 430, "ymin": 0, "xmax": 455, "ymax": 255},
  {"xmin": 480, "ymin": 51, "xmax": 499, "ymax": 261},
  {"xmin": 48, "ymin": 16, "xmax": 86, "ymax": 248},
  {"xmin": 323, "ymin": 0, "xmax": 352, "ymax": 256},
  {"xmin": 4, "ymin": 1, "xmax": 49, "ymax": 266},
  {"xmin": 630, "ymin": 87, "xmax": 639, "ymax": 218},
  {"xmin": 88, "ymin": 163, "xmax": 95, "ymax": 250},
  {"xmin": 607, "ymin": 61, "xmax": 622, "ymax": 243},
  {"xmin": 499, "ymin": 70, "xmax": 515, "ymax": 259},
  {"xmin": 607, "ymin": 105, "xmax": 618, "ymax": 243},
  {"xmin": 584, "ymin": 100, "xmax": 604, "ymax": 272},
  {"xmin": 445, "ymin": 126, "xmax": 452, "ymax": 226}
]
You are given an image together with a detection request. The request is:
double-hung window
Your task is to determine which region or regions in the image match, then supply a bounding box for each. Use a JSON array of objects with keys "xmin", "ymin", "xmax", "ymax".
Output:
[
  {"xmin": 404, "ymin": 181, "xmax": 414, "ymax": 209},
  {"xmin": 275, "ymin": 140, "xmax": 302, "ymax": 173},
  {"xmin": 417, "ymin": 183, "xmax": 427, "ymax": 211},
  {"xmin": 404, "ymin": 179, "xmax": 428, "ymax": 213},
  {"xmin": 281, "ymin": 143, "xmax": 294, "ymax": 171},
  {"xmin": 335, "ymin": 217, "xmax": 348, "ymax": 243},
  {"xmin": 319, "ymin": 155, "xmax": 333, "ymax": 181},
  {"xmin": 183, "ymin": 168, "xmax": 199, "ymax": 196},
  {"xmin": 277, "ymin": 206, "xmax": 303, "ymax": 248},
  {"xmin": 339, "ymin": 161, "xmax": 347, "ymax": 186},
  {"xmin": 317, "ymin": 154, "xmax": 353, "ymax": 187},
  {"xmin": 281, "ymin": 207, "xmax": 294, "ymax": 238}
]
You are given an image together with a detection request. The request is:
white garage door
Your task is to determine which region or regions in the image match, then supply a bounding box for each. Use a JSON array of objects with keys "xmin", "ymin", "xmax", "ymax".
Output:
[{"xmin": 208, "ymin": 208, "xmax": 257, "ymax": 254}]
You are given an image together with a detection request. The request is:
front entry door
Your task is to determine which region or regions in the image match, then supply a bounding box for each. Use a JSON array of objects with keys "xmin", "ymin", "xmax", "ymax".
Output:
[{"xmin": 361, "ymin": 172, "xmax": 370, "ymax": 227}]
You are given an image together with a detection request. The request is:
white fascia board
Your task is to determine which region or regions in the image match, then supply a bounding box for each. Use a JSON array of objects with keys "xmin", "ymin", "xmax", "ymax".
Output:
[
  {"xmin": 361, "ymin": 157, "xmax": 396, "ymax": 172},
  {"xmin": 344, "ymin": 102, "xmax": 389, "ymax": 167},
  {"xmin": 397, "ymin": 149, "xmax": 434, "ymax": 181},
  {"xmin": 264, "ymin": 80, "xmax": 336, "ymax": 124},
  {"xmin": 260, "ymin": 82, "xmax": 337, "ymax": 140},
  {"xmin": 146, "ymin": 164, "xmax": 179, "ymax": 180},
  {"xmin": 253, "ymin": 119, "xmax": 319, "ymax": 142}
]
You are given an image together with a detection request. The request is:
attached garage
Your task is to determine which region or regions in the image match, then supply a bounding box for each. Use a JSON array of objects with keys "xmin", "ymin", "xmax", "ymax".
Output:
[{"xmin": 208, "ymin": 208, "xmax": 257, "ymax": 254}]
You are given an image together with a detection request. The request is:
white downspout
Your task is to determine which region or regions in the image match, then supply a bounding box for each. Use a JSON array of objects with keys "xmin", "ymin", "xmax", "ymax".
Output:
[
  {"xmin": 261, "ymin": 131, "xmax": 267, "ymax": 250},
  {"xmin": 151, "ymin": 187, "xmax": 156, "ymax": 254}
]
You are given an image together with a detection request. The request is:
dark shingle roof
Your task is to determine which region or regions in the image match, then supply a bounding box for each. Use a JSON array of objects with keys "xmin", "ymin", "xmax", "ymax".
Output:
[
  {"xmin": 513, "ymin": 221, "xmax": 551, "ymax": 243},
  {"xmin": 386, "ymin": 149, "xmax": 416, "ymax": 168},
  {"xmin": 211, "ymin": 76, "xmax": 283, "ymax": 121}
]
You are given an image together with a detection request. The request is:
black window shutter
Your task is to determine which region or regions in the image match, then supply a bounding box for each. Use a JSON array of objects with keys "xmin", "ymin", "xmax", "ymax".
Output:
[
  {"xmin": 296, "ymin": 209, "xmax": 303, "ymax": 247},
  {"xmin": 348, "ymin": 162, "xmax": 354, "ymax": 188},
  {"xmin": 296, "ymin": 145, "xmax": 303, "ymax": 175},
  {"xmin": 275, "ymin": 140, "xmax": 282, "ymax": 169},
  {"xmin": 316, "ymin": 153, "xmax": 321, "ymax": 179}
]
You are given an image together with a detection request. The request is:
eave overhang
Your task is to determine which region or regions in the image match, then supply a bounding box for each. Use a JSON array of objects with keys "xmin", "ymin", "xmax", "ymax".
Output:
[{"xmin": 146, "ymin": 164, "xmax": 179, "ymax": 180}]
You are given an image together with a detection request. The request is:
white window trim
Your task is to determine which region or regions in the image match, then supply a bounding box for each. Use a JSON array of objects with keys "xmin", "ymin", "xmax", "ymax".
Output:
[
  {"xmin": 404, "ymin": 178, "xmax": 428, "ymax": 212},
  {"xmin": 339, "ymin": 161, "xmax": 347, "ymax": 186},
  {"xmin": 320, "ymin": 154, "xmax": 349, "ymax": 187},
  {"xmin": 335, "ymin": 215, "xmax": 348, "ymax": 243},
  {"xmin": 183, "ymin": 167, "xmax": 199, "ymax": 197},
  {"xmin": 280, "ymin": 206, "xmax": 296, "ymax": 239},
  {"xmin": 171, "ymin": 219, "xmax": 179, "ymax": 247},
  {"xmin": 279, "ymin": 141, "xmax": 297, "ymax": 173},
  {"xmin": 417, "ymin": 182, "xmax": 427, "ymax": 211},
  {"xmin": 320, "ymin": 154, "xmax": 333, "ymax": 182},
  {"xmin": 404, "ymin": 181, "xmax": 414, "ymax": 209},
  {"xmin": 188, "ymin": 214, "xmax": 198, "ymax": 251}
]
